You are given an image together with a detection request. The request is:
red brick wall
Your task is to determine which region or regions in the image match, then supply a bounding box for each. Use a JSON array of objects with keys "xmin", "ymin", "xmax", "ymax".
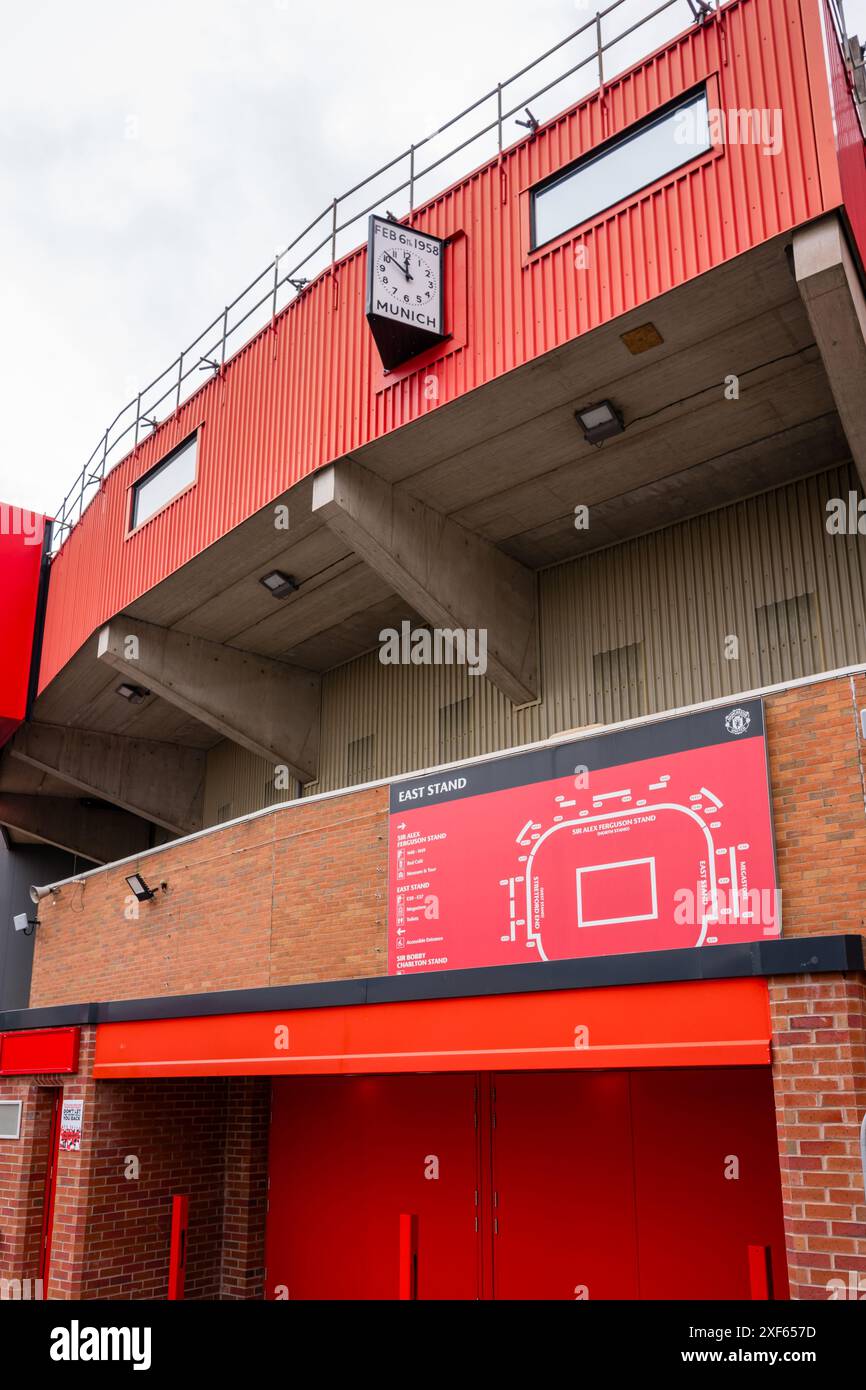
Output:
[
  {"xmin": 47, "ymin": 1027, "xmax": 96, "ymax": 1299},
  {"xmin": 765, "ymin": 672, "xmax": 866, "ymax": 940},
  {"xmin": 769, "ymin": 972, "xmax": 866, "ymax": 1300},
  {"xmin": 25, "ymin": 675, "xmax": 866, "ymax": 1009},
  {"xmin": 77, "ymin": 1076, "xmax": 229, "ymax": 1299},
  {"xmin": 29, "ymin": 786, "xmax": 388, "ymax": 1007},
  {"xmin": 0, "ymin": 1077, "xmax": 55, "ymax": 1290},
  {"xmin": 760, "ymin": 674, "xmax": 866, "ymax": 1300},
  {"xmin": 2, "ymin": 1030, "xmax": 270, "ymax": 1301},
  {"xmin": 269, "ymin": 793, "xmax": 388, "ymax": 982},
  {"xmin": 220, "ymin": 1079, "xmax": 270, "ymax": 1299},
  {"xmin": 8, "ymin": 673, "xmax": 866, "ymax": 1302}
]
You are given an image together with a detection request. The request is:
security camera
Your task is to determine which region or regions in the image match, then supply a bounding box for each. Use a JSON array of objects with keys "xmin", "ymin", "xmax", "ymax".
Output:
[
  {"xmin": 13, "ymin": 912, "xmax": 36, "ymax": 935},
  {"xmin": 29, "ymin": 884, "xmax": 56, "ymax": 904}
]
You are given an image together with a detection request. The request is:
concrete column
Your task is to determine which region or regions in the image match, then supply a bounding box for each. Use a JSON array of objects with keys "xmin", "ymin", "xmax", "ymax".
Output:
[
  {"xmin": 794, "ymin": 214, "xmax": 866, "ymax": 491},
  {"xmin": 312, "ymin": 457, "xmax": 538, "ymax": 705},
  {"xmin": 0, "ymin": 794, "xmax": 150, "ymax": 865},
  {"xmin": 97, "ymin": 619, "xmax": 320, "ymax": 784},
  {"xmin": 9, "ymin": 724, "xmax": 205, "ymax": 836}
]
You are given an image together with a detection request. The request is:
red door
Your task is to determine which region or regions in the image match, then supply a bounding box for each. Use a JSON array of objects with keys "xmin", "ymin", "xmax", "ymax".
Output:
[
  {"xmin": 629, "ymin": 1068, "xmax": 789, "ymax": 1299},
  {"xmin": 265, "ymin": 1068, "xmax": 788, "ymax": 1300},
  {"xmin": 39, "ymin": 1089, "xmax": 62, "ymax": 1286},
  {"xmin": 266, "ymin": 1073, "xmax": 480, "ymax": 1300},
  {"xmin": 490, "ymin": 1071, "xmax": 639, "ymax": 1300}
]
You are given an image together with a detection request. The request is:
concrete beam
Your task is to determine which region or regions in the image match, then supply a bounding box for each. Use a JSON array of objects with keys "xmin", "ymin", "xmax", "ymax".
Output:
[
  {"xmin": 97, "ymin": 619, "xmax": 320, "ymax": 783},
  {"xmin": 0, "ymin": 795, "xmax": 149, "ymax": 864},
  {"xmin": 311, "ymin": 458, "xmax": 538, "ymax": 704},
  {"xmin": 9, "ymin": 724, "xmax": 204, "ymax": 836},
  {"xmin": 794, "ymin": 214, "xmax": 866, "ymax": 490}
]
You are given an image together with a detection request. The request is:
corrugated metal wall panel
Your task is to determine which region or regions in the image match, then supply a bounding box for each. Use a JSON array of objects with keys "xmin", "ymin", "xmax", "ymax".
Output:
[
  {"xmin": 295, "ymin": 463, "xmax": 864, "ymax": 800},
  {"xmin": 40, "ymin": 0, "xmax": 843, "ymax": 692},
  {"xmin": 202, "ymin": 462, "xmax": 866, "ymax": 817},
  {"xmin": 203, "ymin": 742, "xmax": 298, "ymax": 827}
]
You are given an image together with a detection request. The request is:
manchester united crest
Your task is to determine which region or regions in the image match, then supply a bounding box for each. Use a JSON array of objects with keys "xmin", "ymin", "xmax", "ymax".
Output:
[{"xmin": 725, "ymin": 707, "xmax": 751, "ymax": 736}]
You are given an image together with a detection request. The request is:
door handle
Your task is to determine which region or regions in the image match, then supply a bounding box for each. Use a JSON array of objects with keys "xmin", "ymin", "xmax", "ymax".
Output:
[
  {"xmin": 168, "ymin": 1194, "xmax": 189, "ymax": 1300},
  {"xmin": 399, "ymin": 1213, "xmax": 418, "ymax": 1300},
  {"xmin": 747, "ymin": 1244, "xmax": 773, "ymax": 1300}
]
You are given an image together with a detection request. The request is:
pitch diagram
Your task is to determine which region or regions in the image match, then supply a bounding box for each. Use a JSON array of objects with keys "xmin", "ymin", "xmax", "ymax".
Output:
[{"xmin": 503, "ymin": 763, "xmax": 775, "ymax": 964}]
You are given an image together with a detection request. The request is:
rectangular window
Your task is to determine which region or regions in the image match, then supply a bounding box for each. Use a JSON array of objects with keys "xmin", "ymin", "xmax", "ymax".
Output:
[
  {"xmin": 532, "ymin": 87, "xmax": 711, "ymax": 249},
  {"xmin": 130, "ymin": 433, "xmax": 198, "ymax": 530},
  {"xmin": 0, "ymin": 1101, "xmax": 22, "ymax": 1139}
]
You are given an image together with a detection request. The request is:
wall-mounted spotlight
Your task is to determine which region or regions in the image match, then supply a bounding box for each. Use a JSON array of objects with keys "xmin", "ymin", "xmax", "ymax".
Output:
[
  {"xmin": 125, "ymin": 873, "xmax": 166, "ymax": 903},
  {"xmin": 259, "ymin": 571, "xmax": 300, "ymax": 599},
  {"xmin": 575, "ymin": 400, "xmax": 625, "ymax": 446},
  {"xmin": 13, "ymin": 911, "xmax": 38, "ymax": 936},
  {"xmin": 116, "ymin": 683, "xmax": 150, "ymax": 704}
]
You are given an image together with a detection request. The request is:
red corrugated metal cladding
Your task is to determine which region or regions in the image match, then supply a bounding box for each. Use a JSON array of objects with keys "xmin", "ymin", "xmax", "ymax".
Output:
[
  {"xmin": 822, "ymin": 0, "xmax": 866, "ymax": 269},
  {"xmin": 0, "ymin": 505, "xmax": 45, "ymax": 746},
  {"xmin": 39, "ymin": 0, "xmax": 847, "ymax": 691}
]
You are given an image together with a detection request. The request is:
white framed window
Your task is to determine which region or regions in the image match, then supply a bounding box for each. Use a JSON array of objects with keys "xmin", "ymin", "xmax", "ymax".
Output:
[
  {"xmin": 0, "ymin": 1100, "xmax": 22, "ymax": 1139},
  {"xmin": 130, "ymin": 433, "xmax": 198, "ymax": 530},
  {"xmin": 531, "ymin": 87, "xmax": 711, "ymax": 249}
]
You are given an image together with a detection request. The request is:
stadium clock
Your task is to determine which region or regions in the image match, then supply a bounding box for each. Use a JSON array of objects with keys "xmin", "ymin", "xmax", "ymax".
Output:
[{"xmin": 366, "ymin": 214, "xmax": 447, "ymax": 370}]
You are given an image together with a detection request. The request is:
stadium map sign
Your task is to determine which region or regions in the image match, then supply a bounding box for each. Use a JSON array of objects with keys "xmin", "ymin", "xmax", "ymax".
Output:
[{"xmin": 388, "ymin": 700, "xmax": 779, "ymax": 976}]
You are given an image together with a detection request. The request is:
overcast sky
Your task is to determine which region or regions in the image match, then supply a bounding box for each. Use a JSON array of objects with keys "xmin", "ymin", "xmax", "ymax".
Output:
[{"xmin": 2, "ymin": 0, "xmax": 865, "ymax": 519}]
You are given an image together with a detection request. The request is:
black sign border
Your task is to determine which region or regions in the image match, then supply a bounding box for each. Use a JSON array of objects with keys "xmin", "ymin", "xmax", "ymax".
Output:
[{"xmin": 390, "ymin": 699, "xmax": 767, "ymax": 813}]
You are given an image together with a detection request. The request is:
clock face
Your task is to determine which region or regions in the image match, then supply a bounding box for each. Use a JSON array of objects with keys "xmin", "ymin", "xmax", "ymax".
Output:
[
  {"xmin": 367, "ymin": 216, "xmax": 445, "ymax": 349},
  {"xmin": 375, "ymin": 245, "xmax": 438, "ymax": 310}
]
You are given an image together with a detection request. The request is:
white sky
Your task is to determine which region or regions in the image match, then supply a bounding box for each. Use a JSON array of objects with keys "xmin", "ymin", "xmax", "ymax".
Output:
[{"xmin": 2, "ymin": 0, "xmax": 865, "ymax": 518}]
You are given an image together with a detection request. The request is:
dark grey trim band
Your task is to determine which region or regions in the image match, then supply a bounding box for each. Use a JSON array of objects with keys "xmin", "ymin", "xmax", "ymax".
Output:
[
  {"xmin": 1, "ymin": 935, "xmax": 862, "ymax": 1033},
  {"xmin": 389, "ymin": 698, "xmax": 766, "ymax": 810}
]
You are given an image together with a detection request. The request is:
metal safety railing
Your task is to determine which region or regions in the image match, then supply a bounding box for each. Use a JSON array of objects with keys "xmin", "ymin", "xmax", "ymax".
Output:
[
  {"xmin": 50, "ymin": 0, "xmax": 728, "ymax": 554},
  {"xmin": 827, "ymin": 0, "xmax": 866, "ymax": 101},
  {"xmin": 827, "ymin": 0, "xmax": 862, "ymax": 64}
]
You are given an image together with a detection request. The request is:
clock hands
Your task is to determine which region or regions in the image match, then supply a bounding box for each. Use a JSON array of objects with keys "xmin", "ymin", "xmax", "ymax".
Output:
[{"xmin": 383, "ymin": 250, "xmax": 414, "ymax": 282}]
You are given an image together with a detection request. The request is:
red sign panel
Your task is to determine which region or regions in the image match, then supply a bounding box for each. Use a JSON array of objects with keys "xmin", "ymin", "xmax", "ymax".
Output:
[
  {"xmin": 0, "ymin": 504, "xmax": 45, "ymax": 748},
  {"xmin": 93, "ymin": 979, "xmax": 771, "ymax": 1078},
  {"xmin": 0, "ymin": 1026, "xmax": 80, "ymax": 1076},
  {"xmin": 388, "ymin": 700, "xmax": 778, "ymax": 975}
]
